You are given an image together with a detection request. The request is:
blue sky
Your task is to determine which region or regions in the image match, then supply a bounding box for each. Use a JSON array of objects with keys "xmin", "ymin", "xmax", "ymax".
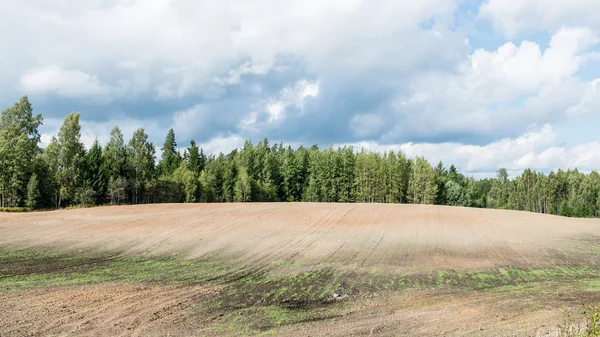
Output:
[{"xmin": 1, "ymin": 0, "xmax": 600, "ymax": 177}]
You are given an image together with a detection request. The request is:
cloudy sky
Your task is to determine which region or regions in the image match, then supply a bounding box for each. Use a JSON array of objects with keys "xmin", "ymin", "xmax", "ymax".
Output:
[{"xmin": 1, "ymin": 0, "xmax": 600, "ymax": 177}]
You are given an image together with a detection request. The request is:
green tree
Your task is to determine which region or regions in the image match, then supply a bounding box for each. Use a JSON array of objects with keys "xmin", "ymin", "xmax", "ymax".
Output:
[
  {"xmin": 187, "ymin": 140, "xmax": 202, "ymax": 174},
  {"xmin": 86, "ymin": 139, "xmax": 107, "ymax": 205},
  {"xmin": 158, "ymin": 128, "xmax": 181, "ymax": 177},
  {"xmin": 408, "ymin": 157, "xmax": 438, "ymax": 204},
  {"xmin": 171, "ymin": 161, "xmax": 198, "ymax": 203},
  {"xmin": 234, "ymin": 166, "xmax": 252, "ymax": 202},
  {"xmin": 198, "ymin": 169, "xmax": 217, "ymax": 202},
  {"xmin": 446, "ymin": 180, "xmax": 466, "ymax": 206},
  {"xmin": 56, "ymin": 112, "xmax": 86, "ymax": 207},
  {"xmin": 32, "ymin": 155, "xmax": 55, "ymax": 209},
  {"xmin": 43, "ymin": 137, "xmax": 60, "ymax": 208},
  {"xmin": 127, "ymin": 128, "xmax": 155, "ymax": 204},
  {"xmin": 0, "ymin": 96, "xmax": 43, "ymax": 207},
  {"xmin": 103, "ymin": 126, "xmax": 127, "ymax": 180},
  {"xmin": 433, "ymin": 161, "xmax": 448, "ymax": 205},
  {"xmin": 107, "ymin": 176, "xmax": 127, "ymax": 205},
  {"xmin": 26, "ymin": 173, "xmax": 41, "ymax": 209}
]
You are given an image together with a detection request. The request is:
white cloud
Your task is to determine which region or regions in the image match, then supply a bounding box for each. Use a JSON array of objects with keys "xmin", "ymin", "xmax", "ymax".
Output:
[
  {"xmin": 40, "ymin": 116, "xmax": 163, "ymax": 151},
  {"xmin": 5, "ymin": 0, "xmax": 600, "ymax": 174},
  {"xmin": 2, "ymin": 0, "xmax": 457, "ymax": 100},
  {"xmin": 266, "ymin": 102, "xmax": 285, "ymax": 123},
  {"xmin": 273, "ymin": 79, "xmax": 320, "ymax": 115},
  {"xmin": 196, "ymin": 134, "xmax": 246, "ymax": 156},
  {"xmin": 241, "ymin": 79, "xmax": 320, "ymax": 128},
  {"xmin": 348, "ymin": 27, "xmax": 600, "ymax": 143},
  {"xmin": 479, "ymin": 0, "xmax": 600, "ymax": 37},
  {"xmin": 214, "ymin": 61, "xmax": 274, "ymax": 85},
  {"xmin": 340, "ymin": 124, "xmax": 600, "ymax": 177},
  {"xmin": 20, "ymin": 65, "xmax": 120, "ymax": 99}
]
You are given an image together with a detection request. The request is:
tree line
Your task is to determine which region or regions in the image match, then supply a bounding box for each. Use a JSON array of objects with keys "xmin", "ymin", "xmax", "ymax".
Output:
[{"xmin": 1, "ymin": 97, "xmax": 599, "ymax": 218}]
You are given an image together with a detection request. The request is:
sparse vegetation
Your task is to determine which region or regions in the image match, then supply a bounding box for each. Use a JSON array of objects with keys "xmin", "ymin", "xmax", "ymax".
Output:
[
  {"xmin": 3, "ymin": 204, "xmax": 600, "ymax": 335},
  {"xmin": 560, "ymin": 303, "xmax": 600, "ymax": 337}
]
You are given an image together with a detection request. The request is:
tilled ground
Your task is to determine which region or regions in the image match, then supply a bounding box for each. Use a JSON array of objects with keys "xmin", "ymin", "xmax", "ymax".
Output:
[{"xmin": 2, "ymin": 203, "xmax": 600, "ymax": 336}]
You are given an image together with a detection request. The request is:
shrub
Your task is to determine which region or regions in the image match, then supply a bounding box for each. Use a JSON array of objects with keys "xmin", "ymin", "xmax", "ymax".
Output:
[
  {"xmin": 0, "ymin": 207, "xmax": 31, "ymax": 213},
  {"xmin": 559, "ymin": 303, "xmax": 600, "ymax": 337}
]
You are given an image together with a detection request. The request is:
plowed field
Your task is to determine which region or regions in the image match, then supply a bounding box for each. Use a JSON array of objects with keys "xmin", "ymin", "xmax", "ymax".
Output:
[{"xmin": 2, "ymin": 203, "xmax": 600, "ymax": 336}]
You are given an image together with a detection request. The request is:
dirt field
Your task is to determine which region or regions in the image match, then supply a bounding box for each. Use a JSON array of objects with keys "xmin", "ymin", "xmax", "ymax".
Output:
[{"xmin": 2, "ymin": 203, "xmax": 600, "ymax": 336}]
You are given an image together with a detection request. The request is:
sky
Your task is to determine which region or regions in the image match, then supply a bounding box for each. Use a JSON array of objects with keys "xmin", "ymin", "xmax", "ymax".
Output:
[{"xmin": 1, "ymin": 0, "xmax": 600, "ymax": 178}]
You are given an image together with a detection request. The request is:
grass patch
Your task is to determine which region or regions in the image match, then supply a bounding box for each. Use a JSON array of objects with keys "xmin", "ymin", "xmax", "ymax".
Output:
[
  {"xmin": 4, "ymin": 247, "xmax": 600, "ymax": 294},
  {"xmin": 0, "ymin": 248, "xmax": 242, "ymax": 291}
]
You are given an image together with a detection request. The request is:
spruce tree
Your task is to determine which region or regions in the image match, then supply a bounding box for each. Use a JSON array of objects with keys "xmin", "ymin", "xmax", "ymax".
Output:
[
  {"xmin": 158, "ymin": 128, "xmax": 181, "ymax": 177},
  {"xmin": 87, "ymin": 139, "xmax": 107, "ymax": 205}
]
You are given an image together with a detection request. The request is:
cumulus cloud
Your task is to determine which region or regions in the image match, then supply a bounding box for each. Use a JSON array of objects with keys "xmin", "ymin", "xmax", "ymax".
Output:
[
  {"xmin": 214, "ymin": 61, "xmax": 275, "ymax": 85},
  {"xmin": 240, "ymin": 79, "xmax": 320, "ymax": 129},
  {"xmin": 267, "ymin": 80, "xmax": 319, "ymax": 120},
  {"xmin": 4, "ymin": 0, "xmax": 600, "ymax": 176},
  {"xmin": 479, "ymin": 0, "xmax": 600, "ymax": 37},
  {"xmin": 40, "ymin": 116, "xmax": 163, "ymax": 150},
  {"xmin": 196, "ymin": 134, "xmax": 246, "ymax": 156},
  {"xmin": 340, "ymin": 124, "xmax": 600, "ymax": 177},
  {"xmin": 347, "ymin": 27, "xmax": 600, "ymax": 144},
  {"xmin": 20, "ymin": 66, "xmax": 119, "ymax": 99},
  {"xmin": 3, "ymin": 0, "xmax": 456, "ymax": 101}
]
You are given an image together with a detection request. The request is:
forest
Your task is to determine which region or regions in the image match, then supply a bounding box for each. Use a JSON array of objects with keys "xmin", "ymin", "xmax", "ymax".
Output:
[{"xmin": 1, "ymin": 96, "xmax": 599, "ymax": 218}]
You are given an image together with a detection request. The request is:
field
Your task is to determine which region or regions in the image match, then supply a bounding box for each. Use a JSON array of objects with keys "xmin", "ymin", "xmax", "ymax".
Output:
[{"xmin": 2, "ymin": 203, "xmax": 600, "ymax": 336}]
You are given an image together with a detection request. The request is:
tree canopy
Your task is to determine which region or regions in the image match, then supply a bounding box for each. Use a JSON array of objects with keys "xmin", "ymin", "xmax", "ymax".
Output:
[{"xmin": 1, "ymin": 97, "xmax": 600, "ymax": 219}]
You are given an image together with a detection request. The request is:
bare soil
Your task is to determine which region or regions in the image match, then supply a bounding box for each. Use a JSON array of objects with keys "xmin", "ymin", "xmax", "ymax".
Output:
[{"xmin": 2, "ymin": 203, "xmax": 600, "ymax": 336}]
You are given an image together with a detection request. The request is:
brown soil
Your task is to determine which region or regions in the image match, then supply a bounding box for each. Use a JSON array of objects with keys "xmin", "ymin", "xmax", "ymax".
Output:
[
  {"xmin": 2, "ymin": 203, "xmax": 599, "ymax": 270},
  {"xmin": 2, "ymin": 203, "xmax": 600, "ymax": 336},
  {"xmin": 0, "ymin": 283, "xmax": 218, "ymax": 337}
]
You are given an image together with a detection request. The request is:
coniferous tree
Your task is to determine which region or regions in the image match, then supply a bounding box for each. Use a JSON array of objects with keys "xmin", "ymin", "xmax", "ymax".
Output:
[
  {"xmin": 4, "ymin": 96, "xmax": 600, "ymax": 217},
  {"xmin": 86, "ymin": 139, "xmax": 107, "ymax": 205},
  {"xmin": 187, "ymin": 140, "xmax": 201, "ymax": 174},
  {"xmin": 158, "ymin": 128, "xmax": 181, "ymax": 177},
  {"xmin": 32, "ymin": 156, "xmax": 55, "ymax": 209}
]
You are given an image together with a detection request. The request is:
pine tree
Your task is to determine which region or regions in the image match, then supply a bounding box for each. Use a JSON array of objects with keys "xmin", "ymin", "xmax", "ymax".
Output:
[
  {"xmin": 158, "ymin": 128, "xmax": 181, "ymax": 177},
  {"xmin": 87, "ymin": 139, "xmax": 107, "ymax": 205},
  {"xmin": 187, "ymin": 140, "xmax": 201, "ymax": 174}
]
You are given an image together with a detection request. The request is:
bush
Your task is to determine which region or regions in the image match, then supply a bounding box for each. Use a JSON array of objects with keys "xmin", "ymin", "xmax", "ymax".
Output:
[
  {"xmin": 560, "ymin": 303, "xmax": 600, "ymax": 336},
  {"xmin": 0, "ymin": 207, "xmax": 31, "ymax": 213}
]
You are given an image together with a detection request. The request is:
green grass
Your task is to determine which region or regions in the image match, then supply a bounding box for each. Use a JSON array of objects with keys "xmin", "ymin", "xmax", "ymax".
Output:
[
  {"xmin": 0, "ymin": 248, "xmax": 360, "ymax": 318},
  {"xmin": 0, "ymin": 248, "xmax": 242, "ymax": 291},
  {"xmin": 5, "ymin": 247, "xmax": 600, "ymax": 335}
]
